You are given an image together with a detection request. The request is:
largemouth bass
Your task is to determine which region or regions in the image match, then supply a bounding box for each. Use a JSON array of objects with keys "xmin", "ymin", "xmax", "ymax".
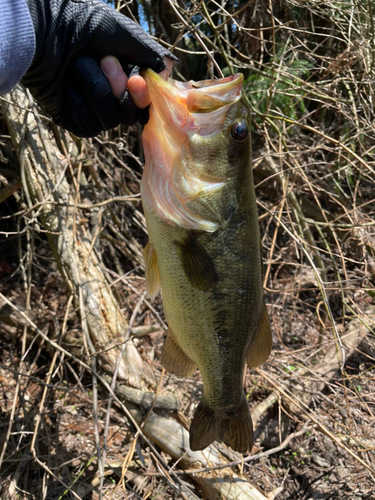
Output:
[{"xmin": 141, "ymin": 70, "xmax": 272, "ymax": 453}]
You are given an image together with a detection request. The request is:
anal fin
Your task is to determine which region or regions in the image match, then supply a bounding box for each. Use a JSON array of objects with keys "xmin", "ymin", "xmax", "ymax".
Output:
[
  {"xmin": 247, "ymin": 302, "xmax": 272, "ymax": 368},
  {"xmin": 143, "ymin": 241, "xmax": 160, "ymax": 299},
  {"xmin": 160, "ymin": 328, "xmax": 197, "ymax": 377}
]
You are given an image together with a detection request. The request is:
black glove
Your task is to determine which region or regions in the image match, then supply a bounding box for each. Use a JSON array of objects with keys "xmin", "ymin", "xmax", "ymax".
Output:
[{"xmin": 22, "ymin": 0, "xmax": 177, "ymax": 137}]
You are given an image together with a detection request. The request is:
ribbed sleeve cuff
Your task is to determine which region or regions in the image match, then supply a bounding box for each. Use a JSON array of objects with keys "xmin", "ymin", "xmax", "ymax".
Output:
[{"xmin": 0, "ymin": 0, "xmax": 36, "ymax": 94}]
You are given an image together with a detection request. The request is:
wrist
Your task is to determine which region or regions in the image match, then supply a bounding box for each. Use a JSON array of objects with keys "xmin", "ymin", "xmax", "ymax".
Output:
[{"xmin": 0, "ymin": 0, "xmax": 36, "ymax": 93}]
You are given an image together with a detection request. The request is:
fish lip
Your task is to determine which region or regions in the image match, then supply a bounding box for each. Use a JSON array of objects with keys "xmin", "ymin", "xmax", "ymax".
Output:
[
  {"xmin": 171, "ymin": 73, "xmax": 243, "ymax": 90},
  {"xmin": 144, "ymin": 68, "xmax": 243, "ymax": 86},
  {"xmin": 144, "ymin": 69, "xmax": 244, "ymax": 108}
]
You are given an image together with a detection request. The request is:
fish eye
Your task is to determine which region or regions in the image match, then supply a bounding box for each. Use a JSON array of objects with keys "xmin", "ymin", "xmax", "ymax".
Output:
[{"xmin": 231, "ymin": 122, "xmax": 248, "ymax": 141}]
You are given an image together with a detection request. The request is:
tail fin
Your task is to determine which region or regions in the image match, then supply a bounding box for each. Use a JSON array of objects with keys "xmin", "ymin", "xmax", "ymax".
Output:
[{"xmin": 189, "ymin": 396, "xmax": 253, "ymax": 453}]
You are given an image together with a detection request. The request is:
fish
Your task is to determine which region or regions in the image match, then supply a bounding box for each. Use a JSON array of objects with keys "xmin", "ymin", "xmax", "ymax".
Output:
[{"xmin": 140, "ymin": 69, "xmax": 272, "ymax": 453}]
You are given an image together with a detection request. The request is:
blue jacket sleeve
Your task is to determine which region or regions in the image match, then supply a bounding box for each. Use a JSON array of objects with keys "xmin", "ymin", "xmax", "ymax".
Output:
[{"xmin": 0, "ymin": 0, "xmax": 36, "ymax": 94}]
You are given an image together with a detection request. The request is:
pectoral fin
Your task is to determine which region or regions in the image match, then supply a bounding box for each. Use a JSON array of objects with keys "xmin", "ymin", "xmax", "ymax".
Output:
[
  {"xmin": 160, "ymin": 328, "xmax": 197, "ymax": 376},
  {"xmin": 175, "ymin": 233, "xmax": 218, "ymax": 292},
  {"xmin": 144, "ymin": 241, "xmax": 160, "ymax": 299},
  {"xmin": 246, "ymin": 302, "xmax": 272, "ymax": 368}
]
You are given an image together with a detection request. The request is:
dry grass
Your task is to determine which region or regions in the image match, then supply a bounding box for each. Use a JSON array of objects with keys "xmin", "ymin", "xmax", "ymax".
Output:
[{"xmin": 0, "ymin": 0, "xmax": 375, "ymax": 498}]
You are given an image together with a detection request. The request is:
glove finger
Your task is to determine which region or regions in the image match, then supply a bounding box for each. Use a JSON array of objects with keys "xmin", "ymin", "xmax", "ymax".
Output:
[
  {"xmin": 119, "ymin": 93, "xmax": 149, "ymax": 127},
  {"xmin": 119, "ymin": 66, "xmax": 150, "ymax": 127},
  {"xmin": 66, "ymin": 56, "xmax": 122, "ymax": 137},
  {"xmin": 119, "ymin": 90, "xmax": 138, "ymax": 128},
  {"xmin": 137, "ymin": 106, "xmax": 150, "ymax": 126}
]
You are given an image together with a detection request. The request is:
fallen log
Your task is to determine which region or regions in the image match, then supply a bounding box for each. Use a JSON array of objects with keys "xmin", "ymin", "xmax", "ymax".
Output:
[{"xmin": 101, "ymin": 373, "xmax": 179, "ymax": 411}]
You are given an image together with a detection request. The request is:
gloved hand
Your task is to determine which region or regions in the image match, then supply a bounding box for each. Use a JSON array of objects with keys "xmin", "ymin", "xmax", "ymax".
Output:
[{"xmin": 22, "ymin": 0, "xmax": 177, "ymax": 137}]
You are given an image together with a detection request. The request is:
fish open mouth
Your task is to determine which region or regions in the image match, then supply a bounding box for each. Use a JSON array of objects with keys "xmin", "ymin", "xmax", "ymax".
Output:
[{"xmin": 144, "ymin": 70, "xmax": 243, "ymax": 115}]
